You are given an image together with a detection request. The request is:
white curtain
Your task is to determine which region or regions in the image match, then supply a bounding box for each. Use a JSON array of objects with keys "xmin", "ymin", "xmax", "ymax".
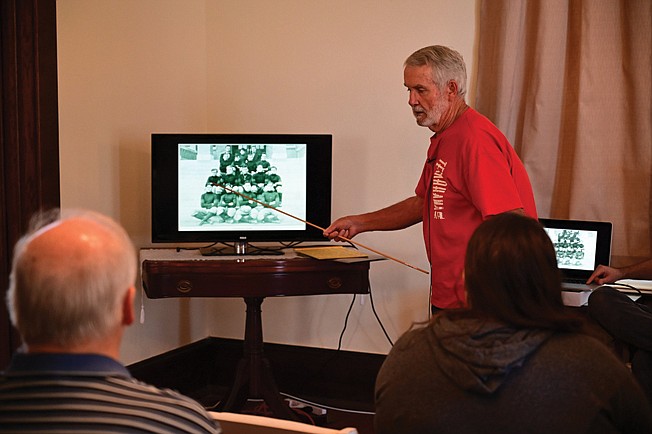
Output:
[{"xmin": 475, "ymin": 0, "xmax": 652, "ymax": 265}]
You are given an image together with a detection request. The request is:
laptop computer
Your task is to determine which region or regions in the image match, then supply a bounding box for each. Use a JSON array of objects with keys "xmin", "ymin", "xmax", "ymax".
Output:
[{"xmin": 539, "ymin": 218, "xmax": 613, "ymax": 291}]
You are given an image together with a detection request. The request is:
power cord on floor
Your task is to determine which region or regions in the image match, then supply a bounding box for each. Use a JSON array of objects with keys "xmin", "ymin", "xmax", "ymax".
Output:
[{"xmin": 281, "ymin": 392, "xmax": 375, "ymax": 416}]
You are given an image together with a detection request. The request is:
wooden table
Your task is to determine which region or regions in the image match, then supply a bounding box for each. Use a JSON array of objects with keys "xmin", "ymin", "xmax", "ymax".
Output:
[{"xmin": 140, "ymin": 249, "xmax": 371, "ymax": 420}]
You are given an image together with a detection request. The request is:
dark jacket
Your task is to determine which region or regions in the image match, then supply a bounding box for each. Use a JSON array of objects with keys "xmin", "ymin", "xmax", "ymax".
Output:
[{"xmin": 375, "ymin": 315, "xmax": 652, "ymax": 434}]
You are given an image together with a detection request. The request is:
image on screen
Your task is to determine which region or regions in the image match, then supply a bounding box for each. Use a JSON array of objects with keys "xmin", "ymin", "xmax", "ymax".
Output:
[
  {"xmin": 544, "ymin": 228, "xmax": 598, "ymax": 270},
  {"xmin": 177, "ymin": 143, "xmax": 306, "ymax": 232}
]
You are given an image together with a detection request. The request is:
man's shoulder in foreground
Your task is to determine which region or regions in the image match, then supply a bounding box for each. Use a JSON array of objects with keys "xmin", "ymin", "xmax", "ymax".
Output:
[{"xmin": 0, "ymin": 352, "xmax": 220, "ymax": 433}]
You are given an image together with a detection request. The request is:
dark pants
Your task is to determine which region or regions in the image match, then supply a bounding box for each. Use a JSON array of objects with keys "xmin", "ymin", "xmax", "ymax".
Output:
[
  {"xmin": 431, "ymin": 305, "xmax": 443, "ymax": 315},
  {"xmin": 588, "ymin": 287, "xmax": 652, "ymax": 405}
]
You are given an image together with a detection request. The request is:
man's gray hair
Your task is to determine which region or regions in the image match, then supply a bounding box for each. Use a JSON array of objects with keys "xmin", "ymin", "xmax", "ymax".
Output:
[
  {"xmin": 405, "ymin": 45, "xmax": 467, "ymax": 98},
  {"xmin": 6, "ymin": 209, "xmax": 137, "ymax": 346}
]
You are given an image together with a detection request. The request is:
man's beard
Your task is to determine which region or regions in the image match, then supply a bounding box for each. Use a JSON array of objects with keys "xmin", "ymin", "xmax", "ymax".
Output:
[{"xmin": 413, "ymin": 97, "xmax": 449, "ymax": 128}]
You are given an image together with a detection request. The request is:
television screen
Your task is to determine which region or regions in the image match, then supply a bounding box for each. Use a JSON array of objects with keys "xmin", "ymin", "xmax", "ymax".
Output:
[{"xmin": 152, "ymin": 133, "xmax": 332, "ymax": 252}]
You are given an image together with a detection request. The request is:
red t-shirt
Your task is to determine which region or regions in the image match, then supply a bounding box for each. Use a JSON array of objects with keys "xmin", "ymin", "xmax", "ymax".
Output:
[{"xmin": 415, "ymin": 108, "xmax": 538, "ymax": 308}]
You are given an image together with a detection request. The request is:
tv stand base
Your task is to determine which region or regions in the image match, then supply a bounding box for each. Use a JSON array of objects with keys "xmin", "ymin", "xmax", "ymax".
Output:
[{"xmin": 199, "ymin": 241, "xmax": 284, "ymax": 256}]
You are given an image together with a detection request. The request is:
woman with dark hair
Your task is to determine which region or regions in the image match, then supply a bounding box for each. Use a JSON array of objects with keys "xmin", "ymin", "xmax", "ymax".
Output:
[{"xmin": 374, "ymin": 213, "xmax": 652, "ymax": 434}]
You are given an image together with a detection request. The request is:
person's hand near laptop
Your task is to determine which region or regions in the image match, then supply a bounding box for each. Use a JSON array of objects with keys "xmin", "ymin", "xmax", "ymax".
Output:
[
  {"xmin": 586, "ymin": 264, "xmax": 625, "ymax": 285},
  {"xmin": 587, "ymin": 258, "xmax": 652, "ymax": 285}
]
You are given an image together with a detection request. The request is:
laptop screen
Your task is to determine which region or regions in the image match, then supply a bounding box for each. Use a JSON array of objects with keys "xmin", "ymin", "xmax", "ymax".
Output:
[{"xmin": 539, "ymin": 218, "xmax": 612, "ymax": 280}]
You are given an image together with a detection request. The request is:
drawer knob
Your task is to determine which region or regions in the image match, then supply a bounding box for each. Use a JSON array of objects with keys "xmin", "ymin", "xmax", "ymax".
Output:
[
  {"xmin": 327, "ymin": 277, "xmax": 342, "ymax": 289},
  {"xmin": 176, "ymin": 280, "xmax": 193, "ymax": 293}
]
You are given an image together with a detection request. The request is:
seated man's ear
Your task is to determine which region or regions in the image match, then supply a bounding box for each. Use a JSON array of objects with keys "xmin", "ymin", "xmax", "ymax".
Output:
[{"xmin": 122, "ymin": 286, "xmax": 136, "ymax": 326}]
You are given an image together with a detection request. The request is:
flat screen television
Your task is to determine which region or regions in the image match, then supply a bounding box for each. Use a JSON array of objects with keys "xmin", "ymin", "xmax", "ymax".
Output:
[{"xmin": 151, "ymin": 133, "xmax": 332, "ymax": 255}]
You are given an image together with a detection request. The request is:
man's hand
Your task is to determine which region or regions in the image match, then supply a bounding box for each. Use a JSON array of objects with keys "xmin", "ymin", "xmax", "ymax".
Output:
[
  {"xmin": 323, "ymin": 216, "xmax": 363, "ymax": 241},
  {"xmin": 586, "ymin": 264, "xmax": 624, "ymax": 285}
]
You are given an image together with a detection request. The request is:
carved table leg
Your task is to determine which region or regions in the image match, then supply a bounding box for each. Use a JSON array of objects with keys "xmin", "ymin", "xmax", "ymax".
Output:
[{"xmin": 220, "ymin": 297, "xmax": 296, "ymax": 420}]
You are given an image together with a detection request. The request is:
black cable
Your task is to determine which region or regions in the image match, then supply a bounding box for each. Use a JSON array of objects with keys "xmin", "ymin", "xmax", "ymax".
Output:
[
  {"xmin": 336, "ymin": 294, "xmax": 356, "ymax": 351},
  {"xmin": 333, "ymin": 242, "xmax": 395, "ymax": 348},
  {"xmin": 244, "ymin": 243, "xmax": 285, "ymax": 254},
  {"xmin": 428, "ymin": 266, "xmax": 433, "ymax": 320},
  {"xmin": 368, "ymin": 282, "xmax": 394, "ymax": 346},
  {"xmin": 279, "ymin": 240, "xmax": 305, "ymax": 248},
  {"xmin": 176, "ymin": 242, "xmax": 218, "ymax": 252},
  {"xmin": 426, "ymin": 159, "xmax": 434, "ymax": 320},
  {"xmin": 607, "ymin": 282, "xmax": 643, "ymax": 295}
]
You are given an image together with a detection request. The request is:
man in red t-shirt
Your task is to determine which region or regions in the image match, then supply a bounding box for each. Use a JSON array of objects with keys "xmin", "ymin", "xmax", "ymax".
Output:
[{"xmin": 324, "ymin": 45, "xmax": 537, "ymax": 310}]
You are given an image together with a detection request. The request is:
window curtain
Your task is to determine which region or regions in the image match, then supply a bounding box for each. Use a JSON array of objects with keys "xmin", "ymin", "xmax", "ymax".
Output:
[{"xmin": 475, "ymin": 0, "xmax": 652, "ymax": 265}]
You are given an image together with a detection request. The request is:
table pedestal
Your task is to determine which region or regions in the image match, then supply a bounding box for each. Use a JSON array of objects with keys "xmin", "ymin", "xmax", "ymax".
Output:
[{"xmin": 220, "ymin": 297, "xmax": 296, "ymax": 419}]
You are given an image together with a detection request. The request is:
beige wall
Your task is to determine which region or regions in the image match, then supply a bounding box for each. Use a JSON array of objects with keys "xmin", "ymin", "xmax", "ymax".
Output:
[{"xmin": 57, "ymin": 0, "xmax": 479, "ymax": 364}]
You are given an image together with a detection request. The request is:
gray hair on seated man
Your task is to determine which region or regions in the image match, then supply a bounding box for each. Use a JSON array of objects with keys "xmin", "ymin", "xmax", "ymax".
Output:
[{"xmin": 7, "ymin": 209, "xmax": 137, "ymax": 352}]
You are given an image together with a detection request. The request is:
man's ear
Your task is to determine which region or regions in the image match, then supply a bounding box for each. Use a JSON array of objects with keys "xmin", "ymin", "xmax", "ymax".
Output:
[
  {"xmin": 447, "ymin": 80, "xmax": 459, "ymax": 97},
  {"xmin": 122, "ymin": 286, "xmax": 136, "ymax": 326}
]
